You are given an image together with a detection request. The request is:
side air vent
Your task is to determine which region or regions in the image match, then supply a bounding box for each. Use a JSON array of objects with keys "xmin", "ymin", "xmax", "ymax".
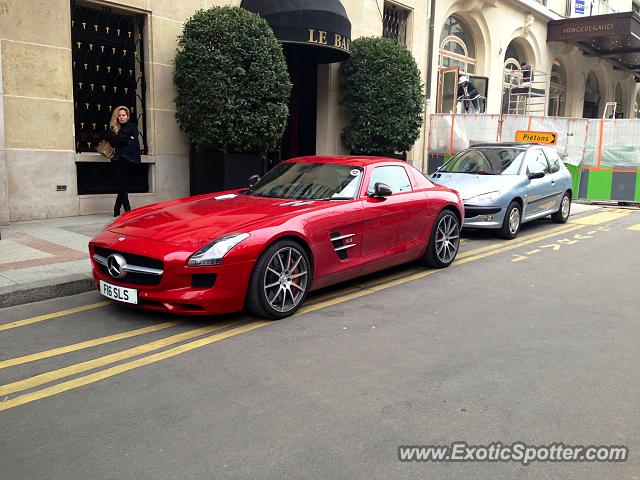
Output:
[{"xmin": 330, "ymin": 232, "xmax": 356, "ymax": 260}]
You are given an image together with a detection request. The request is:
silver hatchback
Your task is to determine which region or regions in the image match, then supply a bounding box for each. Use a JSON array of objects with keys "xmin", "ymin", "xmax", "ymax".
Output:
[{"xmin": 429, "ymin": 143, "xmax": 573, "ymax": 239}]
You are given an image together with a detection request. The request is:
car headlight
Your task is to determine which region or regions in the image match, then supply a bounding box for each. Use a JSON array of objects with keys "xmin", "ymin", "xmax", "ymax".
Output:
[
  {"xmin": 187, "ymin": 233, "xmax": 250, "ymax": 267},
  {"xmin": 464, "ymin": 191, "xmax": 500, "ymax": 205}
]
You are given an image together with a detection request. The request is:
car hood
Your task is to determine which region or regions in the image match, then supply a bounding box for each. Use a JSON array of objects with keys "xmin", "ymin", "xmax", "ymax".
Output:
[
  {"xmin": 108, "ymin": 193, "xmax": 331, "ymax": 246},
  {"xmin": 429, "ymin": 173, "xmax": 519, "ymax": 201}
]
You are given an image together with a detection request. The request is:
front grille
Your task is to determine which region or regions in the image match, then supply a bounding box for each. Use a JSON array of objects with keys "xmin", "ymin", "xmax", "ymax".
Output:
[
  {"xmin": 96, "ymin": 263, "xmax": 162, "ymax": 286},
  {"xmin": 94, "ymin": 246, "xmax": 163, "ymax": 286},
  {"xmin": 94, "ymin": 246, "xmax": 162, "ymax": 269}
]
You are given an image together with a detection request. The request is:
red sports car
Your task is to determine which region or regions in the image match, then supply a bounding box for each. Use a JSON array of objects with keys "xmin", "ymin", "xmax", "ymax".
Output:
[{"xmin": 89, "ymin": 156, "xmax": 463, "ymax": 319}]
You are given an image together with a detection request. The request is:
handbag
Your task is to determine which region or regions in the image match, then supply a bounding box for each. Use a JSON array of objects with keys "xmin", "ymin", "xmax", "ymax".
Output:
[{"xmin": 96, "ymin": 140, "xmax": 115, "ymax": 160}]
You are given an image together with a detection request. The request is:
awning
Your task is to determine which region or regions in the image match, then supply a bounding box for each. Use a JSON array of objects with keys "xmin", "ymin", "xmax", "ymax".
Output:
[
  {"xmin": 241, "ymin": 0, "xmax": 351, "ymax": 64},
  {"xmin": 548, "ymin": 12, "xmax": 640, "ymax": 81}
]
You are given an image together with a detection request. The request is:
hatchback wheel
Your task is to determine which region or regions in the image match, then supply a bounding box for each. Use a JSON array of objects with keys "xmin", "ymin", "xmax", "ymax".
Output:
[
  {"xmin": 499, "ymin": 201, "xmax": 521, "ymax": 239},
  {"xmin": 551, "ymin": 192, "xmax": 571, "ymax": 223},
  {"xmin": 246, "ymin": 240, "xmax": 311, "ymax": 319},
  {"xmin": 422, "ymin": 209, "xmax": 460, "ymax": 268}
]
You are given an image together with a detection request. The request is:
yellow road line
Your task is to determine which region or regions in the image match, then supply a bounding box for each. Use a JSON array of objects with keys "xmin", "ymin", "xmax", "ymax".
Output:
[
  {"xmin": 0, "ymin": 301, "xmax": 111, "ymax": 332},
  {"xmin": 0, "ymin": 321, "xmax": 179, "ymax": 370},
  {"xmin": 456, "ymin": 224, "xmax": 585, "ymax": 265},
  {"xmin": 627, "ymin": 223, "xmax": 640, "ymax": 231},
  {"xmin": 457, "ymin": 223, "xmax": 581, "ymax": 260},
  {"xmin": 0, "ymin": 321, "xmax": 238, "ymax": 396},
  {"xmin": 0, "ymin": 208, "xmax": 625, "ymax": 411},
  {"xmin": 300, "ymin": 224, "xmax": 585, "ymax": 315},
  {"xmin": 304, "ymin": 285, "xmax": 366, "ymax": 307},
  {"xmin": 569, "ymin": 210, "xmax": 630, "ymax": 225},
  {"xmin": 0, "ymin": 322, "xmax": 269, "ymax": 412},
  {"xmin": 309, "ymin": 223, "xmax": 584, "ymax": 301}
]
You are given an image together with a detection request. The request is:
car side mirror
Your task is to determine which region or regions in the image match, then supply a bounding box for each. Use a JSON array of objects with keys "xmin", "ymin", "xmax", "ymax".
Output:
[
  {"xmin": 528, "ymin": 171, "xmax": 545, "ymax": 180},
  {"xmin": 248, "ymin": 174, "xmax": 261, "ymax": 187},
  {"xmin": 370, "ymin": 182, "xmax": 393, "ymax": 197}
]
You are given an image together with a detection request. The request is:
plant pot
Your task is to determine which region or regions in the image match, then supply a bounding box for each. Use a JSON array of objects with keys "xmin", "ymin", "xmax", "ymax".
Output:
[{"xmin": 190, "ymin": 151, "xmax": 269, "ymax": 195}]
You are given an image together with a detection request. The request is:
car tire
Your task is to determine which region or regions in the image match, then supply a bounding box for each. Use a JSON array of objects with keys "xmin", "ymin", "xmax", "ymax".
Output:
[
  {"xmin": 499, "ymin": 201, "xmax": 521, "ymax": 239},
  {"xmin": 551, "ymin": 191, "xmax": 571, "ymax": 223},
  {"xmin": 421, "ymin": 209, "xmax": 460, "ymax": 268},
  {"xmin": 245, "ymin": 239, "xmax": 312, "ymax": 320}
]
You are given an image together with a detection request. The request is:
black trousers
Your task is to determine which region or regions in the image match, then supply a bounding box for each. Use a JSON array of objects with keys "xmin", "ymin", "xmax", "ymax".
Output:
[{"xmin": 111, "ymin": 158, "xmax": 131, "ymax": 211}]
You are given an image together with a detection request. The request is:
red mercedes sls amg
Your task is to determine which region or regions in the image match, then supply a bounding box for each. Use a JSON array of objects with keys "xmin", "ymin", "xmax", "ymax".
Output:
[{"xmin": 89, "ymin": 156, "xmax": 463, "ymax": 319}]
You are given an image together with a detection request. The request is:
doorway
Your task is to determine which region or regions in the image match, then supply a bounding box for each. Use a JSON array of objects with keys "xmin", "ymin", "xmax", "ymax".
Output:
[
  {"xmin": 281, "ymin": 51, "xmax": 318, "ymax": 161},
  {"xmin": 582, "ymin": 72, "xmax": 600, "ymax": 118}
]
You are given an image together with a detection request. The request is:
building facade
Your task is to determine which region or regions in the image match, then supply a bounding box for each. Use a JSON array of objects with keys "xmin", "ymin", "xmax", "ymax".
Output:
[
  {"xmin": 429, "ymin": 0, "xmax": 640, "ymax": 121},
  {"xmin": 0, "ymin": 0, "xmax": 430, "ymax": 223},
  {"xmin": 1, "ymin": 0, "xmax": 639, "ymax": 223}
]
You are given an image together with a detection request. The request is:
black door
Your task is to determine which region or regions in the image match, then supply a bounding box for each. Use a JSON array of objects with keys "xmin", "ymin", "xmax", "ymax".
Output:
[{"xmin": 281, "ymin": 50, "xmax": 318, "ymax": 161}]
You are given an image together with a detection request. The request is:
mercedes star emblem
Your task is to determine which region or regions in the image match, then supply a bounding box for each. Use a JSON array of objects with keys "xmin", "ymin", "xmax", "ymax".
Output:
[{"xmin": 106, "ymin": 253, "xmax": 127, "ymax": 279}]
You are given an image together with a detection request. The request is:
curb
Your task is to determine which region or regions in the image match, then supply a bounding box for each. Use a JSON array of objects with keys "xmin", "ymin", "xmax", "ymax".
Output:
[{"xmin": 0, "ymin": 275, "xmax": 96, "ymax": 309}]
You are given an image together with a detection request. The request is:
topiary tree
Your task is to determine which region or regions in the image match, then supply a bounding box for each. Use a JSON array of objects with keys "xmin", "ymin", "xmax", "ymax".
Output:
[
  {"xmin": 341, "ymin": 37, "xmax": 424, "ymax": 155},
  {"xmin": 174, "ymin": 6, "xmax": 292, "ymax": 153}
]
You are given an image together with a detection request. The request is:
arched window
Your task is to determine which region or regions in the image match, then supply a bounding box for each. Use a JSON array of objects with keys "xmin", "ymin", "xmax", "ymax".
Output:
[
  {"xmin": 502, "ymin": 40, "xmax": 529, "ymax": 114},
  {"xmin": 549, "ymin": 61, "xmax": 567, "ymax": 117},
  {"xmin": 583, "ymin": 72, "xmax": 600, "ymax": 118},
  {"xmin": 505, "ymin": 41, "xmax": 527, "ymax": 66},
  {"xmin": 439, "ymin": 15, "xmax": 476, "ymax": 74}
]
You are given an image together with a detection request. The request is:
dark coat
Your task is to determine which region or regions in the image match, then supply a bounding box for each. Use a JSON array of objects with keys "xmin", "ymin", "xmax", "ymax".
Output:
[
  {"xmin": 102, "ymin": 122, "xmax": 141, "ymax": 163},
  {"xmin": 457, "ymin": 82, "xmax": 480, "ymax": 112}
]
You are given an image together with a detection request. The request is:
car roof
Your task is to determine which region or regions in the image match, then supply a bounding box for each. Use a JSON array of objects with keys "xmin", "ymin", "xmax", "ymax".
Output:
[
  {"xmin": 285, "ymin": 155, "xmax": 407, "ymax": 167},
  {"xmin": 469, "ymin": 143, "xmax": 533, "ymax": 149}
]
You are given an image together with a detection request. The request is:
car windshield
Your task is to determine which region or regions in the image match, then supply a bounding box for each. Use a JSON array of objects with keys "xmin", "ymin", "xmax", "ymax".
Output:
[
  {"xmin": 440, "ymin": 148, "xmax": 525, "ymax": 175},
  {"xmin": 246, "ymin": 162, "xmax": 363, "ymax": 200}
]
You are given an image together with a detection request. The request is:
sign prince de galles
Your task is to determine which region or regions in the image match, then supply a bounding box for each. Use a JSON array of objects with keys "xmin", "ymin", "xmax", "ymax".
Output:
[{"xmin": 548, "ymin": 17, "xmax": 623, "ymax": 41}]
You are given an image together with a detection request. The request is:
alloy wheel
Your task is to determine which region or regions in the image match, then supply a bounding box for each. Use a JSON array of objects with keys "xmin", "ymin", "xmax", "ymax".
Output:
[
  {"xmin": 435, "ymin": 214, "xmax": 460, "ymax": 264},
  {"xmin": 263, "ymin": 247, "xmax": 309, "ymax": 313}
]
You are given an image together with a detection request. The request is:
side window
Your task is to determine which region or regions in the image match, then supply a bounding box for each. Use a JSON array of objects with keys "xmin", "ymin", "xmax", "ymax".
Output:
[
  {"xmin": 527, "ymin": 149, "xmax": 550, "ymax": 175},
  {"xmin": 544, "ymin": 149, "xmax": 561, "ymax": 173},
  {"xmin": 367, "ymin": 166, "xmax": 412, "ymax": 194}
]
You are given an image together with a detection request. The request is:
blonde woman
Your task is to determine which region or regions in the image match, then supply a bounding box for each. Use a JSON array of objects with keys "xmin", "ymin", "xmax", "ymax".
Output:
[{"xmin": 102, "ymin": 106, "xmax": 141, "ymax": 216}]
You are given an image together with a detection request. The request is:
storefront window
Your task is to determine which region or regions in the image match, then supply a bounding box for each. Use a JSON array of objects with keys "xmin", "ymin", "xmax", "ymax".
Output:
[
  {"xmin": 548, "ymin": 61, "xmax": 567, "ymax": 117},
  {"xmin": 71, "ymin": 3, "xmax": 150, "ymax": 195},
  {"xmin": 71, "ymin": 3, "xmax": 148, "ymax": 154}
]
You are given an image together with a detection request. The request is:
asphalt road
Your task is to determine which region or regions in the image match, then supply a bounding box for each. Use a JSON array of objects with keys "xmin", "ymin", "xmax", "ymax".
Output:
[{"xmin": 1, "ymin": 207, "xmax": 639, "ymax": 480}]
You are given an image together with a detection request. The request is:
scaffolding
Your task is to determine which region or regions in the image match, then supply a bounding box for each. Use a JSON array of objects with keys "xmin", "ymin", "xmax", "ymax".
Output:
[{"xmin": 503, "ymin": 67, "xmax": 547, "ymax": 115}]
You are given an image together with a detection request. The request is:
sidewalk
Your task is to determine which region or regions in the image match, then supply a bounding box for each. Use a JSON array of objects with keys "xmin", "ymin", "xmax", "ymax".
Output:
[
  {"xmin": 0, "ymin": 214, "xmax": 113, "ymax": 308},
  {"xmin": 0, "ymin": 203, "xmax": 603, "ymax": 309}
]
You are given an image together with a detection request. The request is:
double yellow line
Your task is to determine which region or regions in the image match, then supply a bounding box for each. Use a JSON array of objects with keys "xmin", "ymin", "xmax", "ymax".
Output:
[{"xmin": 0, "ymin": 209, "xmax": 628, "ymax": 412}]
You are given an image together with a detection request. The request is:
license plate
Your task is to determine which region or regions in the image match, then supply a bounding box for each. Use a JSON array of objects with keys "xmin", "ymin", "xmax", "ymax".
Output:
[{"xmin": 99, "ymin": 280, "xmax": 138, "ymax": 304}]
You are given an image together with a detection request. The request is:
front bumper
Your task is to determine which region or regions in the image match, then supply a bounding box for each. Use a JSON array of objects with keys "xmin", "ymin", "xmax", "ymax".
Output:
[
  {"xmin": 462, "ymin": 205, "xmax": 505, "ymax": 229},
  {"xmin": 89, "ymin": 230, "xmax": 255, "ymax": 316}
]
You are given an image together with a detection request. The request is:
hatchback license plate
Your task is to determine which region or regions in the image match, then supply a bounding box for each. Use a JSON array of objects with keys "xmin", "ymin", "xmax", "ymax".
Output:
[{"xmin": 99, "ymin": 280, "xmax": 138, "ymax": 304}]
